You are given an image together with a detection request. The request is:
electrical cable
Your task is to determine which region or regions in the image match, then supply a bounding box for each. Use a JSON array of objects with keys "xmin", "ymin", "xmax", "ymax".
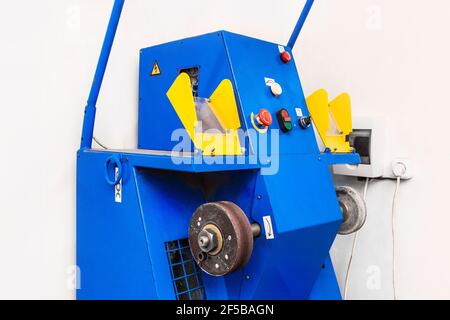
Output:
[
  {"xmin": 344, "ymin": 167, "xmax": 403, "ymax": 300},
  {"xmin": 391, "ymin": 176, "xmax": 401, "ymax": 300},
  {"xmin": 343, "ymin": 177, "xmax": 370, "ymax": 300},
  {"xmin": 93, "ymin": 136, "xmax": 109, "ymax": 150}
]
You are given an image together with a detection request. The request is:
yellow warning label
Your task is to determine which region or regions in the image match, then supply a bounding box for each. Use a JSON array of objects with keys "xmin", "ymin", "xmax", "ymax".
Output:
[{"xmin": 151, "ymin": 61, "xmax": 161, "ymax": 76}]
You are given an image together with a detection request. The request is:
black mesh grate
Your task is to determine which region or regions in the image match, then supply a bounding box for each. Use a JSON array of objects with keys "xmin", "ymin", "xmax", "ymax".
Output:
[{"xmin": 165, "ymin": 238, "xmax": 206, "ymax": 300}]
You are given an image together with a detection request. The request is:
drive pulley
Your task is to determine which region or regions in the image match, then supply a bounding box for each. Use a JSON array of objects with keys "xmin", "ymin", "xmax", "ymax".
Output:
[
  {"xmin": 336, "ymin": 186, "xmax": 367, "ymax": 235},
  {"xmin": 188, "ymin": 201, "xmax": 260, "ymax": 276}
]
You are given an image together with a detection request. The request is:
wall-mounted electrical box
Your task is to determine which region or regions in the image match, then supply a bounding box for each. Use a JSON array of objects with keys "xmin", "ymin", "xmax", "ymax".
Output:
[{"xmin": 333, "ymin": 117, "xmax": 386, "ymax": 178}]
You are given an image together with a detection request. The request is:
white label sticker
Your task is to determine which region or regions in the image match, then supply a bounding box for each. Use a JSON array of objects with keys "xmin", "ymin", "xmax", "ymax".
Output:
[
  {"xmin": 278, "ymin": 45, "xmax": 286, "ymax": 53},
  {"xmin": 264, "ymin": 77, "xmax": 276, "ymax": 86},
  {"xmin": 263, "ymin": 216, "xmax": 275, "ymax": 240},
  {"xmin": 115, "ymin": 167, "xmax": 122, "ymax": 203},
  {"xmin": 295, "ymin": 108, "xmax": 303, "ymax": 117}
]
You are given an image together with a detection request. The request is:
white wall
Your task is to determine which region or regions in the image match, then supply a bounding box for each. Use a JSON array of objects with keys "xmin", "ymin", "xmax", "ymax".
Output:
[{"xmin": 0, "ymin": 0, "xmax": 448, "ymax": 299}]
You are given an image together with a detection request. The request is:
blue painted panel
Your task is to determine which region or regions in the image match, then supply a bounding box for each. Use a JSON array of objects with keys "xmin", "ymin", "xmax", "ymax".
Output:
[
  {"xmin": 81, "ymin": 149, "xmax": 262, "ymax": 172},
  {"xmin": 138, "ymin": 32, "xmax": 235, "ymax": 151},
  {"xmin": 230, "ymin": 154, "xmax": 342, "ymax": 299},
  {"xmin": 134, "ymin": 169, "xmax": 208, "ymax": 299},
  {"xmin": 320, "ymin": 152, "xmax": 361, "ymax": 165},
  {"xmin": 263, "ymin": 154, "xmax": 342, "ymax": 233},
  {"xmin": 223, "ymin": 31, "xmax": 319, "ymax": 156},
  {"xmin": 239, "ymin": 222, "xmax": 339, "ymax": 299},
  {"xmin": 308, "ymin": 255, "xmax": 342, "ymax": 300},
  {"xmin": 76, "ymin": 152, "xmax": 157, "ymax": 300}
]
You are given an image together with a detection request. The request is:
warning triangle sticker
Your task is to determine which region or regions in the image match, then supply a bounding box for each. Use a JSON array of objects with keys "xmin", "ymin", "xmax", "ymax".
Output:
[{"xmin": 151, "ymin": 61, "xmax": 161, "ymax": 76}]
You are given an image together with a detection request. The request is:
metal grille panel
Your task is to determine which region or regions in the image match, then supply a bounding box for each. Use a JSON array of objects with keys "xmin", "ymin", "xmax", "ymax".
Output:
[{"xmin": 165, "ymin": 239, "xmax": 206, "ymax": 300}]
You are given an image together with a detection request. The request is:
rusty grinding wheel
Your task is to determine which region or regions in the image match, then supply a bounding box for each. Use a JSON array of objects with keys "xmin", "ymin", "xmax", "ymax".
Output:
[
  {"xmin": 336, "ymin": 186, "xmax": 367, "ymax": 235},
  {"xmin": 189, "ymin": 201, "xmax": 254, "ymax": 276}
]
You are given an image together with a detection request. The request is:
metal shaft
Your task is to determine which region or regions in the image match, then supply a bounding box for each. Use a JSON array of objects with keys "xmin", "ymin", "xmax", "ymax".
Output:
[
  {"xmin": 287, "ymin": 0, "xmax": 315, "ymax": 49},
  {"xmin": 80, "ymin": 0, "xmax": 125, "ymax": 149},
  {"xmin": 251, "ymin": 223, "xmax": 261, "ymax": 238}
]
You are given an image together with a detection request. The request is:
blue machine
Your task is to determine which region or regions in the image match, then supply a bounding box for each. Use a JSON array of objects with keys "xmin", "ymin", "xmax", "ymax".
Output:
[{"xmin": 77, "ymin": 0, "xmax": 361, "ymax": 300}]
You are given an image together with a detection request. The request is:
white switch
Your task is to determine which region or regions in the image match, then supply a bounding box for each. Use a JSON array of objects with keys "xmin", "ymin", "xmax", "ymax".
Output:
[{"xmin": 270, "ymin": 83, "xmax": 283, "ymax": 97}]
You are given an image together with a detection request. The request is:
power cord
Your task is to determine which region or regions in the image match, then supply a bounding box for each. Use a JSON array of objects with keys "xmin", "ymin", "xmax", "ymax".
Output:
[
  {"xmin": 392, "ymin": 162, "xmax": 406, "ymax": 300},
  {"xmin": 93, "ymin": 136, "xmax": 109, "ymax": 150},
  {"xmin": 344, "ymin": 161, "xmax": 405, "ymax": 300},
  {"xmin": 343, "ymin": 177, "xmax": 370, "ymax": 300},
  {"xmin": 391, "ymin": 177, "xmax": 401, "ymax": 300},
  {"xmin": 391, "ymin": 162, "xmax": 405, "ymax": 300}
]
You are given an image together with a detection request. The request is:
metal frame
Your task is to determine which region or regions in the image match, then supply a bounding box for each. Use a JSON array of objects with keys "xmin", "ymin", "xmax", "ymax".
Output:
[
  {"xmin": 287, "ymin": 0, "xmax": 315, "ymax": 49},
  {"xmin": 80, "ymin": 0, "xmax": 125, "ymax": 149}
]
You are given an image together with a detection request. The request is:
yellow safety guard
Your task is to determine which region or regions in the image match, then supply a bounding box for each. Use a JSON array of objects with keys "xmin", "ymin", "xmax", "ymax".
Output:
[
  {"xmin": 167, "ymin": 73, "xmax": 243, "ymax": 156},
  {"xmin": 306, "ymin": 89, "xmax": 354, "ymax": 153}
]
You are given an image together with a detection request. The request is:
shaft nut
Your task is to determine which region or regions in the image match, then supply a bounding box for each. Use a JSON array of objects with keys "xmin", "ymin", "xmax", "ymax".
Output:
[{"xmin": 198, "ymin": 228, "xmax": 219, "ymax": 253}]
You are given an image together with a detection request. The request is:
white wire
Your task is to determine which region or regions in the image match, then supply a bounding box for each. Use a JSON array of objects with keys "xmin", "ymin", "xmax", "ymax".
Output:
[
  {"xmin": 93, "ymin": 136, "xmax": 109, "ymax": 150},
  {"xmin": 343, "ymin": 177, "xmax": 370, "ymax": 300},
  {"xmin": 392, "ymin": 176, "xmax": 401, "ymax": 300}
]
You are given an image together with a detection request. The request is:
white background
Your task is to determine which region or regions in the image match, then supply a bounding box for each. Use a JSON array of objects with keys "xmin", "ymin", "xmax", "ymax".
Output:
[{"xmin": 0, "ymin": 0, "xmax": 449, "ymax": 299}]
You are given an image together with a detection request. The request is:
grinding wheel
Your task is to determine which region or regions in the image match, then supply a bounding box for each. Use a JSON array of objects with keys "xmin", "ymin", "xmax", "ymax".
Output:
[
  {"xmin": 336, "ymin": 186, "xmax": 367, "ymax": 235},
  {"xmin": 189, "ymin": 201, "xmax": 253, "ymax": 276}
]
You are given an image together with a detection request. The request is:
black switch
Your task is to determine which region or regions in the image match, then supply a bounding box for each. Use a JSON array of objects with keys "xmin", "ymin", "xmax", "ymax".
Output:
[
  {"xmin": 298, "ymin": 116, "xmax": 311, "ymax": 129},
  {"xmin": 276, "ymin": 109, "xmax": 293, "ymax": 133}
]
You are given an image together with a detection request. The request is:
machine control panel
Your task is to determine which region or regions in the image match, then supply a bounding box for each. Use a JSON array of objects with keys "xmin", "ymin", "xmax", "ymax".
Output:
[{"xmin": 139, "ymin": 31, "xmax": 319, "ymax": 155}]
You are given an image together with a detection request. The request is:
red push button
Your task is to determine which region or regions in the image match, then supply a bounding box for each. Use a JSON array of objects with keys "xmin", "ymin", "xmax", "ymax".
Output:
[
  {"xmin": 281, "ymin": 109, "xmax": 290, "ymax": 120},
  {"xmin": 280, "ymin": 51, "xmax": 291, "ymax": 63},
  {"xmin": 257, "ymin": 109, "xmax": 273, "ymax": 127}
]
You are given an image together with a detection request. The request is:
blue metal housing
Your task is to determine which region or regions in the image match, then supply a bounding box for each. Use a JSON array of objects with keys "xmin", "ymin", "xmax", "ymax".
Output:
[
  {"xmin": 77, "ymin": 0, "xmax": 359, "ymax": 300},
  {"xmin": 77, "ymin": 152, "xmax": 345, "ymax": 299},
  {"xmin": 138, "ymin": 31, "xmax": 320, "ymax": 157}
]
